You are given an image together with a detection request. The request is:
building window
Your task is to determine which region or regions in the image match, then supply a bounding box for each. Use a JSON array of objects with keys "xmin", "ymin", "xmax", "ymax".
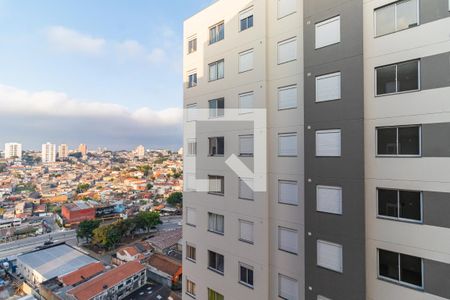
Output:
[
  {"xmin": 375, "ymin": 0, "xmax": 418, "ymax": 37},
  {"xmin": 239, "ymin": 135, "xmax": 254, "ymax": 157},
  {"xmin": 316, "ymin": 185, "xmax": 342, "ymax": 215},
  {"xmin": 209, "ymin": 22, "xmax": 224, "ymax": 44},
  {"xmin": 209, "ymin": 98, "xmax": 225, "ymax": 118},
  {"xmin": 278, "ymin": 133, "xmax": 297, "ymax": 157},
  {"xmin": 239, "ymin": 49, "xmax": 254, "ymax": 73},
  {"xmin": 186, "ymin": 279, "xmax": 196, "ymax": 297},
  {"xmin": 239, "ymin": 178, "xmax": 254, "ymax": 200},
  {"xmin": 208, "ymin": 137, "xmax": 224, "ymax": 156},
  {"xmin": 209, "ymin": 59, "xmax": 225, "ymax": 81},
  {"xmin": 208, "ymin": 175, "xmax": 224, "ymax": 195},
  {"xmin": 208, "ymin": 212, "xmax": 224, "ymax": 234},
  {"xmin": 376, "ymin": 60, "xmax": 419, "ymax": 95},
  {"xmin": 187, "ymin": 72, "xmax": 197, "ymax": 88},
  {"xmin": 239, "ymin": 92, "xmax": 254, "ymax": 114},
  {"xmin": 188, "ymin": 37, "xmax": 197, "ymax": 54},
  {"xmin": 239, "ymin": 219, "xmax": 254, "ymax": 243},
  {"xmin": 184, "ymin": 173, "xmax": 196, "ymax": 192},
  {"xmin": 278, "ymin": 274, "xmax": 298, "ymax": 300},
  {"xmin": 277, "ymin": 37, "xmax": 297, "ymax": 64},
  {"xmin": 186, "ymin": 207, "xmax": 196, "ymax": 227},
  {"xmin": 316, "ymin": 129, "xmax": 341, "ymax": 157},
  {"xmin": 278, "ymin": 226, "xmax": 298, "ymax": 254},
  {"xmin": 208, "ymin": 251, "xmax": 224, "ymax": 274},
  {"xmin": 239, "ymin": 263, "xmax": 254, "ymax": 288},
  {"xmin": 186, "ymin": 244, "xmax": 196, "ymax": 262},
  {"xmin": 377, "ymin": 189, "xmax": 422, "ymax": 222},
  {"xmin": 315, "ymin": 16, "xmax": 340, "ymax": 49},
  {"xmin": 278, "ymin": 85, "xmax": 297, "ymax": 110},
  {"xmin": 317, "ymin": 240, "xmax": 343, "ymax": 272},
  {"xmin": 187, "ymin": 139, "xmax": 197, "ymax": 156},
  {"xmin": 278, "ymin": 180, "xmax": 298, "ymax": 206},
  {"xmin": 376, "ymin": 126, "xmax": 421, "ymax": 156},
  {"xmin": 240, "ymin": 7, "xmax": 254, "ymax": 31},
  {"xmin": 186, "ymin": 103, "xmax": 197, "ymax": 122},
  {"xmin": 378, "ymin": 249, "xmax": 423, "ymax": 288},
  {"xmin": 208, "ymin": 289, "xmax": 224, "ymax": 300},
  {"xmin": 278, "ymin": 0, "xmax": 296, "ymax": 19},
  {"xmin": 316, "ymin": 72, "xmax": 341, "ymax": 102}
]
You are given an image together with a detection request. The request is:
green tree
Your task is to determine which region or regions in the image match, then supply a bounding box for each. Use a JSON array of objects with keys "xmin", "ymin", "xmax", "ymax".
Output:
[
  {"xmin": 138, "ymin": 165, "xmax": 151, "ymax": 177},
  {"xmin": 76, "ymin": 183, "xmax": 90, "ymax": 193},
  {"xmin": 77, "ymin": 219, "xmax": 101, "ymax": 243},
  {"xmin": 167, "ymin": 192, "xmax": 183, "ymax": 208},
  {"xmin": 146, "ymin": 183, "xmax": 153, "ymax": 190},
  {"xmin": 92, "ymin": 224, "xmax": 121, "ymax": 250},
  {"xmin": 135, "ymin": 211, "xmax": 160, "ymax": 232}
]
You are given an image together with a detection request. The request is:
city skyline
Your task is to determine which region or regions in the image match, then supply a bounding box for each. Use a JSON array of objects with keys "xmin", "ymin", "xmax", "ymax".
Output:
[{"xmin": 0, "ymin": 0, "xmax": 213, "ymax": 150}]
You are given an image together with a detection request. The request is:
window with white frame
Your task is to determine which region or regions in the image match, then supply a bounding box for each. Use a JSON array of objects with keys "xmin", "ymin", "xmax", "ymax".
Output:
[
  {"xmin": 277, "ymin": 0, "xmax": 297, "ymax": 19},
  {"xmin": 208, "ymin": 137, "xmax": 224, "ymax": 156},
  {"xmin": 316, "ymin": 185, "xmax": 342, "ymax": 215},
  {"xmin": 376, "ymin": 125, "xmax": 421, "ymax": 156},
  {"xmin": 187, "ymin": 139, "xmax": 197, "ymax": 156},
  {"xmin": 239, "ymin": 219, "xmax": 254, "ymax": 243},
  {"xmin": 208, "ymin": 251, "xmax": 224, "ymax": 274},
  {"xmin": 375, "ymin": 0, "xmax": 418, "ymax": 37},
  {"xmin": 188, "ymin": 37, "xmax": 197, "ymax": 54},
  {"xmin": 186, "ymin": 279, "xmax": 196, "ymax": 297},
  {"xmin": 278, "ymin": 226, "xmax": 298, "ymax": 254},
  {"xmin": 316, "ymin": 129, "xmax": 341, "ymax": 157},
  {"xmin": 239, "ymin": 263, "xmax": 254, "ymax": 288},
  {"xmin": 187, "ymin": 71, "xmax": 197, "ymax": 88},
  {"xmin": 208, "ymin": 212, "xmax": 224, "ymax": 234},
  {"xmin": 239, "ymin": 92, "xmax": 254, "ymax": 114},
  {"xmin": 278, "ymin": 180, "xmax": 298, "ymax": 205},
  {"xmin": 277, "ymin": 37, "xmax": 297, "ymax": 64},
  {"xmin": 208, "ymin": 175, "xmax": 224, "ymax": 195},
  {"xmin": 316, "ymin": 72, "xmax": 341, "ymax": 102},
  {"xmin": 278, "ymin": 133, "xmax": 297, "ymax": 156},
  {"xmin": 376, "ymin": 60, "xmax": 419, "ymax": 95},
  {"xmin": 186, "ymin": 103, "xmax": 197, "ymax": 122},
  {"xmin": 278, "ymin": 85, "xmax": 297, "ymax": 110},
  {"xmin": 278, "ymin": 274, "xmax": 299, "ymax": 300},
  {"xmin": 209, "ymin": 22, "xmax": 224, "ymax": 44},
  {"xmin": 209, "ymin": 98, "xmax": 224, "ymax": 118},
  {"xmin": 315, "ymin": 16, "xmax": 341, "ymax": 49},
  {"xmin": 184, "ymin": 173, "xmax": 196, "ymax": 192},
  {"xmin": 378, "ymin": 249, "xmax": 423, "ymax": 288},
  {"xmin": 240, "ymin": 7, "xmax": 254, "ymax": 31},
  {"xmin": 209, "ymin": 59, "xmax": 224, "ymax": 81},
  {"xmin": 186, "ymin": 207, "xmax": 196, "ymax": 226},
  {"xmin": 239, "ymin": 49, "xmax": 254, "ymax": 73},
  {"xmin": 186, "ymin": 243, "xmax": 196, "ymax": 261},
  {"xmin": 317, "ymin": 240, "xmax": 343, "ymax": 272},
  {"xmin": 377, "ymin": 188, "xmax": 422, "ymax": 222},
  {"xmin": 239, "ymin": 134, "xmax": 254, "ymax": 156},
  {"xmin": 239, "ymin": 178, "xmax": 254, "ymax": 200}
]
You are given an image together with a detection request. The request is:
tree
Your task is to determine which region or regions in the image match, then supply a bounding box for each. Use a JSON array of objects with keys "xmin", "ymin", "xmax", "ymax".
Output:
[
  {"xmin": 76, "ymin": 183, "xmax": 90, "ymax": 193},
  {"xmin": 146, "ymin": 183, "xmax": 153, "ymax": 190},
  {"xmin": 92, "ymin": 224, "xmax": 121, "ymax": 250},
  {"xmin": 138, "ymin": 165, "xmax": 151, "ymax": 177},
  {"xmin": 167, "ymin": 192, "xmax": 183, "ymax": 208},
  {"xmin": 135, "ymin": 211, "xmax": 160, "ymax": 232},
  {"xmin": 77, "ymin": 219, "xmax": 101, "ymax": 243}
]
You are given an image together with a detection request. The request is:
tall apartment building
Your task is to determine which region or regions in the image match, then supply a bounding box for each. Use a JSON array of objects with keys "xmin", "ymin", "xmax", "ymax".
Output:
[
  {"xmin": 183, "ymin": 0, "xmax": 450, "ymax": 299},
  {"xmin": 78, "ymin": 144, "xmax": 88, "ymax": 156},
  {"xmin": 135, "ymin": 145, "xmax": 146, "ymax": 159},
  {"xmin": 4, "ymin": 143, "xmax": 22, "ymax": 160},
  {"xmin": 42, "ymin": 142, "xmax": 56, "ymax": 163},
  {"xmin": 58, "ymin": 144, "xmax": 69, "ymax": 159}
]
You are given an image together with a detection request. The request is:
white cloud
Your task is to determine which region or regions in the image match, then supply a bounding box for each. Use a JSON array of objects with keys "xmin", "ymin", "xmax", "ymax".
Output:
[
  {"xmin": 146, "ymin": 48, "xmax": 167, "ymax": 64},
  {"xmin": 117, "ymin": 40, "xmax": 145, "ymax": 57},
  {"xmin": 46, "ymin": 26, "xmax": 105, "ymax": 55}
]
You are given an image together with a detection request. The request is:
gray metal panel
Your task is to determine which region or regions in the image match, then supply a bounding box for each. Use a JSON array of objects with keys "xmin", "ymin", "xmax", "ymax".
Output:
[
  {"xmin": 422, "ymin": 122, "xmax": 450, "ymax": 157},
  {"xmin": 303, "ymin": 0, "xmax": 365, "ymax": 299},
  {"xmin": 421, "ymin": 52, "xmax": 450, "ymax": 91},
  {"xmin": 424, "ymin": 259, "xmax": 450, "ymax": 299},
  {"xmin": 420, "ymin": 0, "xmax": 450, "ymax": 25},
  {"xmin": 423, "ymin": 191, "xmax": 450, "ymax": 228}
]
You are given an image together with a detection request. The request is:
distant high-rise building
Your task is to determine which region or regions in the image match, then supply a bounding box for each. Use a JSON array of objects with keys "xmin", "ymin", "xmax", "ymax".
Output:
[
  {"xmin": 4, "ymin": 143, "xmax": 22, "ymax": 160},
  {"xmin": 42, "ymin": 143, "xmax": 56, "ymax": 163},
  {"xmin": 177, "ymin": 147, "xmax": 183, "ymax": 155},
  {"xmin": 135, "ymin": 145, "xmax": 145, "ymax": 159},
  {"xmin": 78, "ymin": 144, "xmax": 88, "ymax": 156},
  {"xmin": 58, "ymin": 144, "xmax": 69, "ymax": 159}
]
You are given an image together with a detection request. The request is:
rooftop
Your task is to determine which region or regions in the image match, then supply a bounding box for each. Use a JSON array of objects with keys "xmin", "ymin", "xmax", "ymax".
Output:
[
  {"xmin": 145, "ymin": 254, "xmax": 181, "ymax": 276},
  {"xmin": 59, "ymin": 262, "xmax": 105, "ymax": 286},
  {"xmin": 146, "ymin": 228, "xmax": 182, "ymax": 250}
]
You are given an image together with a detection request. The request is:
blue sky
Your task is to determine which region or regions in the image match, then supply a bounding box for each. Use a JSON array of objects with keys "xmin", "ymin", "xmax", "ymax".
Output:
[{"xmin": 0, "ymin": 0, "xmax": 211, "ymax": 150}]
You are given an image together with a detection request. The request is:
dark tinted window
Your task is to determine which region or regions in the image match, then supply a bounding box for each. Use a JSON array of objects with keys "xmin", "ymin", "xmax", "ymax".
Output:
[
  {"xmin": 400, "ymin": 253, "xmax": 422, "ymax": 287},
  {"xmin": 399, "ymin": 191, "xmax": 421, "ymax": 221},
  {"xmin": 376, "ymin": 65, "xmax": 396, "ymax": 95},
  {"xmin": 397, "ymin": 61, "xmax": 419, "ymax": 92},
  {"xmin": 398, "ymin": 127, "xmax": 420, "ymax": 155},
  {"xmin": 377, "ymin": 128, "xmax": 397, "ymax": 155},
  {"xmin": 378, "ymin": 189, "xmax": 398, "ymax": 217},
  {"xmin": 379, "ymin": 249, "xmax": 399, "ymax": 281}
]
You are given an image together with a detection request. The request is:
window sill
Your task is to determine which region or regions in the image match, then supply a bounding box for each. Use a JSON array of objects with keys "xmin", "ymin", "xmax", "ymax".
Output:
[
  {"xmin": 278, "ymin": 106, "xmax": 298, "ymax": 111},
  {"xmin": 186, "ymin": 223, "xmax": 196, "ymax": 228},
  {"xmin": 186, "ymin": 257, "xmax": 196, "ymax": 263},
  {"xmin": 239, "ymin": 154, "xmax": 253, "ymax": 157},
  {"xmin": 239, "ymin": 238, "xmax": 254, "ymax": 245},
  {"xmin": 375, "ymin": 88, "xmax": 420, "ymax": 97},
  {"xmin": 238, "ymin": 281, "xmax": 254, "ymax": 289},
  {"xmin": 208, "ymin": 77, "xmax": 224, "ymax": 83},
  {"xmin": 208, "ymin": 192, "xmax": 224, "ymax": 197},
  {"xmin": 278, "ymin": 248, "xmax": 298, "ymax": 256},
  {"xmin": 278, "ymin": 155, "xmax": 298, "ymax": 158},
  {"xmin": 377, "ymin": 215, "xmax": 423, "ymax": 224},
  {"xmin": 239, "ymin": 197, "xmax": 254, "ymax": 201},
  {"xmin": 374, "ymin": 23, "xmax": 419, "ymax": 39},
  {"xmin": 377, "ymin": 275, "xmax": 423, "ymax": 291},
  {"xmin": 315, "ymin": 41, "xmax": 340, "ymax": 50},
  {"xmin": 239, "ymin": 68, "xmax": 254, "ymax": 74},
  {"xmin": 278, "ymin": 201, "xmax": 299, "ymax": 207},
  {"xmin": 185, "ymin": 292, "xmax": 196, "ymax": 299},
  {"xmin": 207, "ymin": 267, "xmax": 224, "ymax": 276},
  {"xmin": 277, "ymin": 11, "xmax": 296, "ymax": 20},
  {"xmin": 316, "ymin": 264, "xmax": 343, "ymax": 274},
  {"xmin": 315, "ymin": 98, "xmax": 340, "ymax": 103},
  {"xmin": 277, "ymin": 59, "xmax": 297, "ymax": 65},
  {"xmin": 208, "ymin": 229, "xmax": 224, "ymax": 236},
  {"xmin": 376, "ymin": 154, "xmax": 421, "ymax": 158},
  {"xmin": 208, "ymin": 155, "xmax": 224, "ymax": 157}
]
